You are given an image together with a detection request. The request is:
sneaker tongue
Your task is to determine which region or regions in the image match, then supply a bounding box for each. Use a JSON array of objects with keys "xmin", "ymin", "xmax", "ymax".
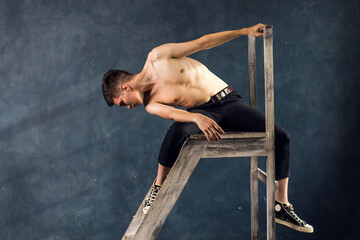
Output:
[
  {"xmin": 155, "ymin": 181, "xmax": 162, "ymax": 187},
  {"xmin": 284, "ymin": 202, "xmax": 291, "ymax": 207}
]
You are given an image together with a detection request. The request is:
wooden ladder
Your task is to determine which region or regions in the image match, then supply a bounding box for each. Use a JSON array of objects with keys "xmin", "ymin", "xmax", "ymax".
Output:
[{"xmin": 122, "ymin": 25, "xmax": 277, "ymax": 240}]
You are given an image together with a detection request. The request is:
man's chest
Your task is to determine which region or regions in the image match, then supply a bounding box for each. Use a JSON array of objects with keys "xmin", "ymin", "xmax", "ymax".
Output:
[{"xmin": 144, "ymin": 83, "xmax": 210, "ymax": 109}]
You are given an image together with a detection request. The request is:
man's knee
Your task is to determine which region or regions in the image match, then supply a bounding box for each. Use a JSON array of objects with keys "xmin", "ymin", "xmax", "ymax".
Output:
[
  {"xmin": 276, "ymin": 128, "xmax": 291, "ymax": 144},
  {"xmin": 283, "ymin": 131, "xmax": 291, "ymax": 142}
]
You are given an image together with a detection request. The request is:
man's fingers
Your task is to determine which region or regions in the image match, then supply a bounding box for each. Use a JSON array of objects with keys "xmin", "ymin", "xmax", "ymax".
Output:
[
  {"xmin": 204, "ymin": 130, "xmax": 212, "ymax": 142},
  {"xmin": 212, "ymin": 130, "xmax": 222, "ymax": 141},
  {"xmin": 209, "ymin": 126, "xmax": 223, "ymax": 141},
  {"xmin": 213, "ymin": 123, "xmax": 225, "ymax": 135},
  {"xmin": 248, "ymin": 23, "xmax": 266, "ymax": 37},
  {"xmin": 215, "ymin": 124, "xmax": 225, "ymax": 134},
  {"xmin": 204, "ymin": 129, "xmax": 224, "ymax": 142},
  {"xmin": 204, "ymin": 128, "xmax": 216, "ymax": 142},
  {"xmin": 202, "ymin": 120, "xmax": 225, "ymax": 142},
  {"xmin": 207, "ymin": 128, "xmax": 218, "ymax": 141}
]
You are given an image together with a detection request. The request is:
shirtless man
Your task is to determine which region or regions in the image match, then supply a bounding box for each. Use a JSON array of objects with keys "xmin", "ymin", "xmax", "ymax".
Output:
[{"xmin": 101, "ymin": 23, "xmax": 313, "ymax": 233}]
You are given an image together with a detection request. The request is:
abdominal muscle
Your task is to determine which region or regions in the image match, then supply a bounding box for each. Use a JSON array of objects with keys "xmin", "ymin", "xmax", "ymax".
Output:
[{"xmin": 146, "ymin": 56, "xmax": 229, "ymax": 109}]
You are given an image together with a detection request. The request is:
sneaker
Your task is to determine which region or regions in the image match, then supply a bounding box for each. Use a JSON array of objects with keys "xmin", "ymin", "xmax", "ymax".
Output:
[
  {"xmin": 143, "ymin": 179, "xmax": 162, "ymax": 214},
  {"xmin": 275, "ymin": 200, "xmax": 314, "ymax": 233}
]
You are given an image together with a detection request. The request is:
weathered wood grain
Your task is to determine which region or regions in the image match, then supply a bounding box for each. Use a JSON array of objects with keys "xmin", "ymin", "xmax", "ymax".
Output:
[
  {"xmin": 122, "ymin": 187, "xmax": 152, "ymax": 240},
  {"xmin": 201, "ymin": 138, "xmax": 268, "ymax": 158},
  {"xmin": 251, "ymin": 156, "xmax": 259, "ymax": 240},
  {"xmin": 264, "ymin": 25, "xmax": 276, "ymax": 240},
  {"xmin": 248, "ymin": 35, "xmax": 257, "ymax": 108},
  {"xmin": 249, "ymin": 35, "xmax": 259, "ymax": 240},
  {"xmin": 190, "ymin": 131, "xmax": 267, "ymax": 140},
  {"xmin": 133, "ymin": 139, "xmax": 208, "ymax": 240}
]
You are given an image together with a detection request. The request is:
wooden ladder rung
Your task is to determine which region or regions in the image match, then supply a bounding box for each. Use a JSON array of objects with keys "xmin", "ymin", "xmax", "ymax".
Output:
[
  {"xmin": 190, "ymin": 131, "xmax": 268, "ymax": 140},
  {"xmin": 257, "ymin": 168, "xmax": 278, "ymax": 192}
]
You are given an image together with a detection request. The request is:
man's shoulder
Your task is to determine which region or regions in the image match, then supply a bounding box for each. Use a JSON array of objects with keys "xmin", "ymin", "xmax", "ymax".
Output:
[
  {"xmin": 147, "ymin": 48, "xmax": 171, "ymax": 63},
  {"xmin": 143, "ymin": 92, "xmax": 161, "ymax": 109},
  {"xmin": 144, "ymin": 50, "xmax": 171, "ymax": 69}
]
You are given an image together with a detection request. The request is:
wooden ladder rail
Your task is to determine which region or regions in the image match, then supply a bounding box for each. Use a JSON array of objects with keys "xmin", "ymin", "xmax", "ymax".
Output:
[{"xmin": 249, "ymin": 25, "xmax": 276, "ymax": 240}]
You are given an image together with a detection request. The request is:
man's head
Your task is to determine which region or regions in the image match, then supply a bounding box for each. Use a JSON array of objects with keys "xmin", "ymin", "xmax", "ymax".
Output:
[{"xmin": 102, "ymin": 69, "xmax": 143, "ymax": 109}]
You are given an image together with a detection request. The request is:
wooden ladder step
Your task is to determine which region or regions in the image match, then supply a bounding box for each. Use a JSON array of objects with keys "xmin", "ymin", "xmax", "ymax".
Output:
[
  {"xmin": 190, "ymin": 131, "xmax": 268, "ymax": 140},
  {"xmin": 258, "ymin": 168, "xmax": 278, "ymax": 191}
]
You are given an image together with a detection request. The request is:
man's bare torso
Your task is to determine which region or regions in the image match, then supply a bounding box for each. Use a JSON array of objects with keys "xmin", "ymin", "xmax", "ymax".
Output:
[{"xmin": 143, "ymin": 56, "xmax": 228, "ymax": 109}]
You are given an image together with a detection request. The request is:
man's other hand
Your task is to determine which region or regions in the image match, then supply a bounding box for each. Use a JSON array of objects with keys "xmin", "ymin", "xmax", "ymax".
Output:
[
  {"xmin": 194, "ymin": 113, "xmax": 225, "ymax": 142},
  {"xmin": 246, "ymin": 23, "xmax": 267, "ymax": 37}
]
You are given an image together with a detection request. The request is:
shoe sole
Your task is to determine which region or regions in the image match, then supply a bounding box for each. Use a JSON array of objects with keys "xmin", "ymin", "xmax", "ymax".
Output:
[
  {"xmin": 143, "ymin": 207, "xmax": 149, "ymax": 215},
  {"xmin": 275, "ymin": 218, "xmax": 314, "ymax": 233}
]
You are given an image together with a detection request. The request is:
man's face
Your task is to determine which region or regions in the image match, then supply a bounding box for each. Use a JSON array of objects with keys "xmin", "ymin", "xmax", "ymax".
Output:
[{"xmin": 113, "ymin": 85, "xmax": 142, "ymax": 109}]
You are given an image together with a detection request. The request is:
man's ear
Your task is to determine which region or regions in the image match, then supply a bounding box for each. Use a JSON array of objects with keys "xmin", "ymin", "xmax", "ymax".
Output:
[{"xmin": 120, "ymin": 84, "xmax": 131, "ymax": 92}]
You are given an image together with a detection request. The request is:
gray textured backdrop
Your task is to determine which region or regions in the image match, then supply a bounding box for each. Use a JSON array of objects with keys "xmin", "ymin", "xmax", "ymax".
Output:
[{"xmin": 1, "ymin": 0, "xmax": 359, "ymax": 239}]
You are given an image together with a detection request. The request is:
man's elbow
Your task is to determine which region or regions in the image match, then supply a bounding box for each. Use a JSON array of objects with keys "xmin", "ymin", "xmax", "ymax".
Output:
[
  {"xmin": 167, "ymin": 110, "xmax": 176, "ymax": 121},
  {"xmin": 200, "ymin": 35, "xmax": 210, "ymax": 50}
]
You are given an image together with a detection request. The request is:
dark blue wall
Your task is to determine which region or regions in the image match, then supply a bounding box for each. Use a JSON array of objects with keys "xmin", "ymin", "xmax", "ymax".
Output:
[{"xmin": 1, "ymin": 0, "xmax": 359, "ymax": 239}]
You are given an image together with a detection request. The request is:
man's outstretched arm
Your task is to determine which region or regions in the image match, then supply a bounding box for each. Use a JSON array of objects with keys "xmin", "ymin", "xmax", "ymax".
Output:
[
  {"xmin": 150, "ymin": 23, "xmax": 266, "ymax": 59},
  {"xmin": 202, "ymin": 23, "xmax": 266, "ymax": 50}
]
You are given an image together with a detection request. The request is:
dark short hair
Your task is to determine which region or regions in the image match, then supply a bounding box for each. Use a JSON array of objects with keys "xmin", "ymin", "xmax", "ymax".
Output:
[{"xmin": 101, "ymin": 69, "xmax": 132, "ymax": 107}]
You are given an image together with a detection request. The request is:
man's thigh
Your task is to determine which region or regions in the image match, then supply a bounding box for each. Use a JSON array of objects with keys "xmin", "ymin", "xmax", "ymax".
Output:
[
  {"xmin": 219, "ymin": 100, "xmax": 267, "ymax": 132},
  {"xmin": 219, "ymin": 100, "xmax": 288, "ymax": 135},
  {"xmin": 158, "ymin": 109, "xmax": 220, "ymax": 167},
  {"xmin": 168, "ymin": 108, "xmax": 222, "ymax": 136}
]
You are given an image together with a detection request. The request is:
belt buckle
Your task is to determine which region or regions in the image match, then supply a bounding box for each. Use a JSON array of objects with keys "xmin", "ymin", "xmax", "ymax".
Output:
[{"xmin": 212, "ymin": 94, "xmax": 220, "ymax": 103}]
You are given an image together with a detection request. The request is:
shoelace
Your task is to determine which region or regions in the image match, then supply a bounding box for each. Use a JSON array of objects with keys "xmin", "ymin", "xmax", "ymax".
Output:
[
  {"xmin": 145, "ymin": 186, "xmax": 160, "ymax": 207},
  {"xmin": 285, "ymin": 204, "xmax": 307, "ymax": 226}
]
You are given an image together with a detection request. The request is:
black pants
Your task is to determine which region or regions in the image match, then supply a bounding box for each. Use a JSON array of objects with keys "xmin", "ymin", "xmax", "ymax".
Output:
[{"xmin": 158, "ymin": 90, "xmax": 290, "ymax": 180}]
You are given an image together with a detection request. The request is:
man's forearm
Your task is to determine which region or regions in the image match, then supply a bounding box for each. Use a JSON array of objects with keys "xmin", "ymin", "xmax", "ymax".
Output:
[
  {"xmin": 202, "ymin": 28, "xmax": 249, "ymax": 50},
  {"xmin": 168, "ymin": 108, "xmax": 198, "ymax": 123}
]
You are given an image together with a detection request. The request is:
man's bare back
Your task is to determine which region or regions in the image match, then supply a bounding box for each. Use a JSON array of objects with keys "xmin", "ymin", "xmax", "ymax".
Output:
[{"xmin": 143, "ymin": 55, "xmax": 228, "ymax": 109}]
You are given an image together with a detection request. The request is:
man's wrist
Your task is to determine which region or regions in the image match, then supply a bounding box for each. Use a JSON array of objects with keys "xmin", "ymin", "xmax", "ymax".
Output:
[
  {"xmin": 191, "ymin": 113, "xmax": 199, "ymax": 124},
  {"xmin": 240, "ymin": 27, "xmax": 249, "ymax": 36}
]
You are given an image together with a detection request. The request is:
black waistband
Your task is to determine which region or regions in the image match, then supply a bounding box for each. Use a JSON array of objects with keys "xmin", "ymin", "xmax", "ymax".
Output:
[{"xmin": 187, "ymin": 86, "xmax": 235, "ymax": 111}]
